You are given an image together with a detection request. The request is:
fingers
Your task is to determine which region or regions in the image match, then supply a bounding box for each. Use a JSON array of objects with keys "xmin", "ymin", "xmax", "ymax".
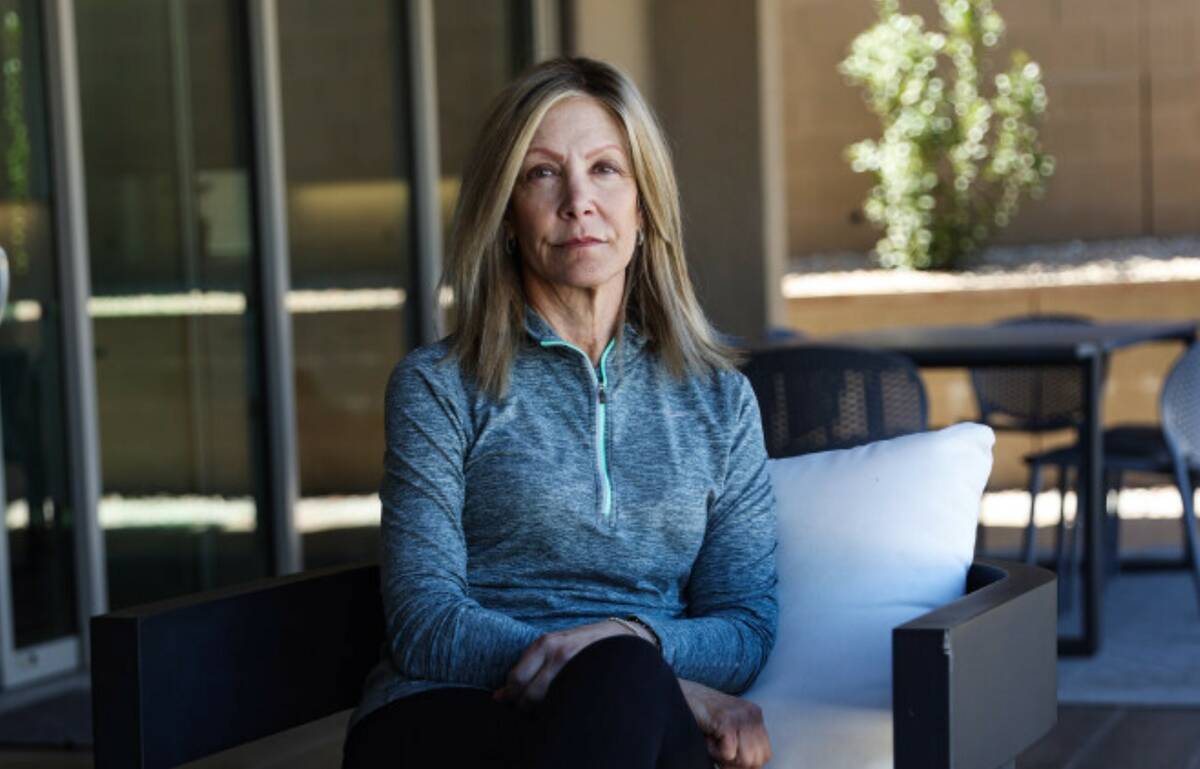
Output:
[
  {"xmin": 517, "ymin": 651, "xmax": 568, "ymax": 704},
  {"xmin": 709, "ymin": 730, "xmax": 739, "ymax": 764},
  {"xmin": 705, "ymin": 706, "xmax": 772, "ymax": 769},
  {"xmin": 506, "ymin": 637, "xmax": 549, "ymax": 691},
  {"xmin": 493, "ymin": 638, "xmax": 545, "ymax": 704},
  {"xmin": 734, "ymin": 720, "xmax": 771, "ymax": 768},
  {"xmin": 730, "ymin": 716, "xmax": 771, "ymax": 768},
  {"xmin": 497, "ymin": 632, "xmax": 575, "ymax": 707}
]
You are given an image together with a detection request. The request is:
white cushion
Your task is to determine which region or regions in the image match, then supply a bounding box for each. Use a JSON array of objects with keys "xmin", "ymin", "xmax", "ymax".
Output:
[{"xmin": 746, "ymin": 422, "xmax": 995, "ymax": 769}]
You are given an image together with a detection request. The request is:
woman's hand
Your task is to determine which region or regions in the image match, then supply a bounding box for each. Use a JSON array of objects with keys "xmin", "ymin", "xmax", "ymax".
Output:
[
  {"xmin": 494, "ymin": 620, "xmax": 651, "ymax": 707},
  {"xmin": 678, "ymin": 678, "xmax": 772, "ymax": 769}
]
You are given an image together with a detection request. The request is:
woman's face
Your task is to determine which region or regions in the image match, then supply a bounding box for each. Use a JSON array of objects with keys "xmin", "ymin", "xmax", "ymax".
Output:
[{"xmin": 509, "ymin": 96, "xmax": 641, "ymax": 298}]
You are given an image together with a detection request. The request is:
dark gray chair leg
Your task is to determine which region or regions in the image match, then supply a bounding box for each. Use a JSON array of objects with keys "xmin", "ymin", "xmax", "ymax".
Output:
[
  {"xmin": 1053, "ymin": 465, "xmax": 1070, "ymax": 570},
  {"xmin": 1105, "ymin": 470, "xmax": 1122, "ymax": 576},
  {"xmin": 1062, "ymin": 469, "xmax": 1086, "ymax": 613},
  {"xmin": 1054, "ymin": 465, "xmax": 1073, "ymax": 612},
  {"xmin": 1023, "ymin": 460, "xmax": 1045, "ymax": 565}
]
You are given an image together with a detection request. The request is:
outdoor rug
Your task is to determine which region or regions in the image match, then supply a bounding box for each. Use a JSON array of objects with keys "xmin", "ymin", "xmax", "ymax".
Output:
[
  {"xmin": 1057, "ymin": 571, "xmax": 1200, "ymax": 705},
  {"xmin": 0, "ymin": 685, "xmax": 91, "ymax": 748}
]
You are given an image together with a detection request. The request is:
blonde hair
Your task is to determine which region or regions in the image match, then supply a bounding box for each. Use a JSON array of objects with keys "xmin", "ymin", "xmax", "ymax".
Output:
[{"xmin": 446, "ymin": 56, "xmax": 737, "ymax": 398}]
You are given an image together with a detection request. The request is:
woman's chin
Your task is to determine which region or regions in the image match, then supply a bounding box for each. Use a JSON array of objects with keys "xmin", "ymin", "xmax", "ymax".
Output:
[{"xmin": 533, "ymin": 262, "xmax": 630, "ymax": 295}]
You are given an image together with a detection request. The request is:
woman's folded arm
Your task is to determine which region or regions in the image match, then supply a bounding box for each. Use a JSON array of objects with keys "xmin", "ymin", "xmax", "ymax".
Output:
[
  {"xmin": 379, "ymin": 356, "xmax": 540, "ymax": 688},
  {"xmin": 639, "ymin": 377, "xmax": 779, "ymax": 694}
]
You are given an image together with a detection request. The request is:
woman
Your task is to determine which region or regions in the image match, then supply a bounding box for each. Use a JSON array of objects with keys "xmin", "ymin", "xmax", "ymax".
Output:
[{"xmin": 343, "ymin": 57, "xmax": 777, "ymax": 769}]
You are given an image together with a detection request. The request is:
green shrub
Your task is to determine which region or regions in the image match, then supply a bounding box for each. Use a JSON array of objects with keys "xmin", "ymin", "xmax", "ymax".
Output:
[{"xmin": 840, "ymin": 0, "xmax": 1055, "ymax": 270}]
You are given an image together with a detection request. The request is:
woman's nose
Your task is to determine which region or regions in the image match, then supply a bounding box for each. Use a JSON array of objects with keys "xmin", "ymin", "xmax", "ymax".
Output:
[{"xmin": 558, "ymin": 170, "xmax": 595, "ymax": 219}]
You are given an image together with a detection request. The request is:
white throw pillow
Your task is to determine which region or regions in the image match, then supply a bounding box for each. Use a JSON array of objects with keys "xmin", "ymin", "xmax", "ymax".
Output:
[{"xmin": 746, "ymin": 422, "xmax": 995, "ymax": 769}]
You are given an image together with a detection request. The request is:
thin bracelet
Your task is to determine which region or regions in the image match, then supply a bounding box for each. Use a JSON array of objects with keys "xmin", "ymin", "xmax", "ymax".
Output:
[
  {"xmin": 608, "ymin": 615, "xmax": 661, "ymax": 651},
  {"xmin": 607, "ymin": 616, "xmax": 658, "ymax": 650},
  {"xmin": 623, "ymin": 615, "xmax": 662, "ymax": 651}
]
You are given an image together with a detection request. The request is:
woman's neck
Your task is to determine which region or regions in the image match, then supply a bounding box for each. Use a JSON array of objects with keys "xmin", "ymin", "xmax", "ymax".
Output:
[{"xmin": 525, "ymin": 279, "xmax": 624, "ymax": 365}]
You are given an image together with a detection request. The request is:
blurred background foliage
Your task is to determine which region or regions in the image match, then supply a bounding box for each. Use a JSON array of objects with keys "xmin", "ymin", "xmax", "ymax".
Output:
[{"xmin": 841, "ymin": 0, "xmax": 1056, "ymax": 270}]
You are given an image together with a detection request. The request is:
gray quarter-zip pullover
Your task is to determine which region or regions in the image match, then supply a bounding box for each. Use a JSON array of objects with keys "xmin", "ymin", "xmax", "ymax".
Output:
[{"xmin": 349, "ymin": 309, "xmax": 778, "ymax": 733}]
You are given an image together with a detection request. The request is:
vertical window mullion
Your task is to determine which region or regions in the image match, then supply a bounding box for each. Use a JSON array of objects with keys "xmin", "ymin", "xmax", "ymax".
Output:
[
  {"xmin": 530, "ymin": 0, "xmax": 563, "ymax": 62},
  {"xmin": 247, "ymin": 0, "xmax": 301, "ymax": 576},
  {"xmin": 43, "ymin": 0, "xmax": 107, "ymax": 659},
  {"xmin": 406, "ymin": 0, "xmax": 443, "ymax": 346}
]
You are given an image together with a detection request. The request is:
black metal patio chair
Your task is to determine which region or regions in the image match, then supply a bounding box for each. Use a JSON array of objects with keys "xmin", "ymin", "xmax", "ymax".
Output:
[
  {"xmin": 741, "ymin": 344, "xmax": 928, "ymax": 458},
  {"xmin": 968, "ymin": 315, "xmax": 1113, "ymax": 573},
  {"xmin": 1036, "ymin": 342, "xmax": 1200, "ymax": 614}
]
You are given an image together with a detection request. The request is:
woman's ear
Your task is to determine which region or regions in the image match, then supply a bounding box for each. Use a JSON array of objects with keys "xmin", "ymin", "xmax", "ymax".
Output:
[{"xmin": 501, "ymin": 221, "xmax": 516, "ymax": 255}]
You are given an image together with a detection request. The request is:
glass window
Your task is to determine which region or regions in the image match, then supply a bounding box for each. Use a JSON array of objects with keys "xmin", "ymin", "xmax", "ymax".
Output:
[
  {"xmin": 76, "ymin": 0, "xmax": 269, "ymax": 609},
  {"xmin": 278, "ymin": 0, "xmax": 412, "ymax": 569},
  {"xmin": 0, "ymin": 0, "xmax": 77, "ymax": 647}
]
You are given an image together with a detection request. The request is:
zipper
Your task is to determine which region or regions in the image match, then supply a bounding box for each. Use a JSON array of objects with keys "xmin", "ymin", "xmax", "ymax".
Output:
[{"xmin": 539, "ymin": 338, "xmax": 616, "ymax": 521}]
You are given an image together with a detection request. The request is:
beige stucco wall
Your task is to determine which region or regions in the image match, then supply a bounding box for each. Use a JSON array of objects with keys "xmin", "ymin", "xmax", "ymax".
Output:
[{"xmin": 783, "ymin": 0, "xmax": 1200, "ymax": 255}]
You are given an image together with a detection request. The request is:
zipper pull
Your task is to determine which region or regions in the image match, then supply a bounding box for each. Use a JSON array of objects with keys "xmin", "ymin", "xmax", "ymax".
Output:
[{"xmin": 598, "ymin": 383, "xmax": 607, "ymax": 404}]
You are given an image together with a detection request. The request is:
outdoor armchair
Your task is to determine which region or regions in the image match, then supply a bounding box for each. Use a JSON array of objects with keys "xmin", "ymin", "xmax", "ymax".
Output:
[
  {"xmin": 90, "ymin": 558, "xmax": 1054, "ymax": 769},
  {"xmin": 90, "ymin": 345, "xmax": 1058, "ymax": 768}
]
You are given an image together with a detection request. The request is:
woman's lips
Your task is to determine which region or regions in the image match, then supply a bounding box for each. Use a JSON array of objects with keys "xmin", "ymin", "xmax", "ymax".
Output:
[{"xmin": 558, "ymin": 237, "xmax": 604, "ymax": 248}]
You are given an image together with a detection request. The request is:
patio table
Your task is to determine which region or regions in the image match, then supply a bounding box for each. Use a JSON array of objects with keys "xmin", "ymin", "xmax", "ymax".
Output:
[{"xmin": 825, "ymin": 320, "xmax": 1199, "ymax": 656}]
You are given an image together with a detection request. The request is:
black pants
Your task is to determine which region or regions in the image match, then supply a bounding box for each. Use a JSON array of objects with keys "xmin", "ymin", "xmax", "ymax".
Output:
[{"xmin": 342, "ymin": 634, "xmax": 713, "ymax": 769}]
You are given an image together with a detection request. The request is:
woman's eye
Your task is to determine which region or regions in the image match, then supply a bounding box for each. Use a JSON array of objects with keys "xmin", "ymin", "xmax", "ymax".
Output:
[
  {"xmin": 525, "ymin": 165, "xmax": 556, "ymax": 181},
  {"xmin": 594, "ymin": 161, "xmax": 621, "ymax": 174}
]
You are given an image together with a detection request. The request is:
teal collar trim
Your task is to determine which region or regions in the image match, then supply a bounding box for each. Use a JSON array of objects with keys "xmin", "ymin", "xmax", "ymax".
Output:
[{"xmin": 522, "ymin": 305, "xmax": 647, "ymax": 352}]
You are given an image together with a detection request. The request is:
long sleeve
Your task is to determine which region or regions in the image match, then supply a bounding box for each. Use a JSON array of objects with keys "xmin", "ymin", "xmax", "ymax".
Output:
[
  {"xmin": 638, "ymin": 377, "xmax": 779, "ymax": 693},
  {"xmin": 379, "ymin": 355, "xmax": 541, "ymax": 688}
]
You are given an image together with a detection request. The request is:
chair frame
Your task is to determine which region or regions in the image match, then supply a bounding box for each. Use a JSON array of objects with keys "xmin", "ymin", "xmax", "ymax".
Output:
[
  {"xmin": 91, "ymin": 559, "xmax": 1056, "ymax": 769},
  {"xmin": 742, "ymin": 343, "xmax": 930, "ymax": 458}
]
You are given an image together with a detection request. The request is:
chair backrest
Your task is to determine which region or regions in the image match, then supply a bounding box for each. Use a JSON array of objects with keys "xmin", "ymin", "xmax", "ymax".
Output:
[
  {"xmin": 968, "ymin": 314, "xmax": 1107, "ymax": 432},
  {"xmin": 741, "ymin": 344, "xmax": 928, "ymax": 458},
  {"xmin": 1161, "ymin": 341, "xmax": 1200, "ymax": 467}
]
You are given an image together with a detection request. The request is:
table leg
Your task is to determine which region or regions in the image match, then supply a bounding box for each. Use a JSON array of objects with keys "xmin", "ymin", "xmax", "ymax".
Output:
[{"xmin": 1059, "ymin": 353, "xmax": 1104, "ymax": 656}]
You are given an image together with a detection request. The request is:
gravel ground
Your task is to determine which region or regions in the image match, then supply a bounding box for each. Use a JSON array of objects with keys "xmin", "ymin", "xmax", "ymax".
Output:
[{"xmin": 785, "ymin": 235, "xmax": 1200, "ymax": 297}]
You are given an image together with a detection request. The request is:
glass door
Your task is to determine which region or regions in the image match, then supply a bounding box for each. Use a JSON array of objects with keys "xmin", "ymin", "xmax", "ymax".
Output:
[
  {"xmin": 0, "ymin": 0, "xmax": 83, "ymax": 689},
  {"xmin": 74, "ymin": 0, "xmax": 272, "ymax": 610}
]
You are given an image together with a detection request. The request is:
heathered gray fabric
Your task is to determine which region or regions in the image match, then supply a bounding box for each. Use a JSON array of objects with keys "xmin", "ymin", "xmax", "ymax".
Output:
[{"xmin": 347, "ymin": 308, "xmax": 778, "ymax": 733}]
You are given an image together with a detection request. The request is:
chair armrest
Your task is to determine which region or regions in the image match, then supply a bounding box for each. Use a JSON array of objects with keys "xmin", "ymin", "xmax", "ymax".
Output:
[
  {"xmin": 90, "ymin": 562, "xmax": 384, "ymax": 769},
  {"xmin": 893, "ymin": 558, "xmax": 1057, "ymax": 769}
]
